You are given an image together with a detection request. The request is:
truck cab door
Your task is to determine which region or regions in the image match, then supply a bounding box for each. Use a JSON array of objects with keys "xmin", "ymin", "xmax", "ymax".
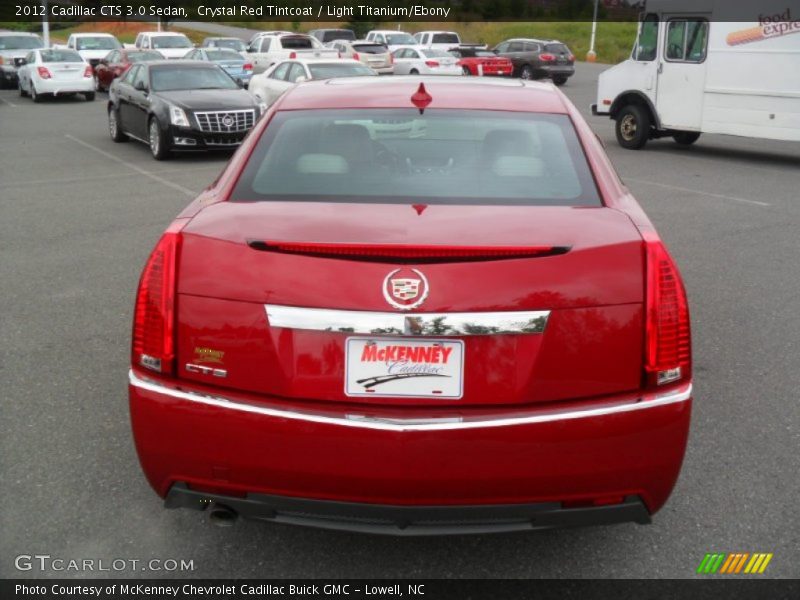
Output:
[{"xmin": 655, "ymin": 17, "xmax": 710, "ymax": 130}]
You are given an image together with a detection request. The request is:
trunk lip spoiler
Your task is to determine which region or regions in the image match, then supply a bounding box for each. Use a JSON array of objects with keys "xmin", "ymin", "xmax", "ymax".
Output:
[
  {"xmin": 129, "ymin": 369, "xmax": 691, "ymax": 432},
  {"xmin": 265, "ymin": 305, "xmax": 550, "ymax": 336}
]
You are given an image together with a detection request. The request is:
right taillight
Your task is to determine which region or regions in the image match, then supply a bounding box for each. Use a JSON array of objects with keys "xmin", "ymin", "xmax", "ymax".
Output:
[
  {"xmin": 132, "ymin": 221, "xmax": 184, "ymax": 376},
  {"xmin": 644, "ymin": 233, "xmax": 691, "ymax": 387}
]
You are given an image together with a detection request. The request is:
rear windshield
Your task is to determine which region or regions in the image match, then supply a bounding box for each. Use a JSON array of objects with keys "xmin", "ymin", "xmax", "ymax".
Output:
[
  {"xmin": 281, "ymin": 37, "xmax": 315, "ymax": 49},
  {"xmin": 352, "ymin": 44, "xmax": 388, "ymax": 54},
  {"xmin": 308, "ymin": 63, "xmax": 377, "ymax": 79},
  {"xmin": 422, "ymin": 49, "xmax": 454, "ymax": 58},
  {"xmin": 206, "ymin": 50, "xmax": 243, "ymax": 61},
  {"xmin": 40, "ymin": 49, "xmax": 83, "ymax": 63},
  {"xmin": 544, "ymin": 43, "xmax": 570, "ymax": 54},
  {"xmin": 150, "ymin": 66, "xmax": 239, "ymax": 91},
  {"xmin": 432, "ymin": 33, "xmax": 460, "ymax": 44},
  {"xmin": 0, "ymin": 35, "xmax": 43, "ymax": 50},
  {"xmin": 128, "ymin": 51, "xmax": 163, "ymax": 62},
  {"xmin": 384, "ymin": 33, "xmax": 417, "ymax": 46},
  {"xmin": 322, "ymin": 30, "xmax": 355, "ymax": 42},
  {"xmin": 231, "ymin": 109, "xmax": 601, "ymax": 206},
  {"xmin": 151, "ymin": 35, "xmax": 191, "ymax": 49},
  {"xmin": 76, "ymin": 36, "xmax": 120, "ymax": 50},
  {"xmin": 210, "ymin": 39, "xmax": 245, "ymax": 51}
]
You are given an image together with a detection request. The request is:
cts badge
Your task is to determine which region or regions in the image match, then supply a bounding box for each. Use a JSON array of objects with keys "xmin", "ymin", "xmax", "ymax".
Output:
[
  {"xmin": 383, "ymin": 268, "xmax": 429, "ymax": 311},
  {"xmin": 185, "ymin": 363, "xmax": 227, "ymax": 378}
]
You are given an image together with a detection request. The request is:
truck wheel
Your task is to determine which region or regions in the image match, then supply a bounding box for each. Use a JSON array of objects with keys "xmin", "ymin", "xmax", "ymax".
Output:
[
  {"xmin": 673, "ymin": 131, "xmax": 701, "ymax": 146},
  {"xmin": 615, "ymin": 104, "xmax": 651, "ymax": 150}
]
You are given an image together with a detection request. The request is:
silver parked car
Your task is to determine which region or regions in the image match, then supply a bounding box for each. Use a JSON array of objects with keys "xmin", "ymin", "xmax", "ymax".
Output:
[{"xmin": 0, "ymin": 32, "xmax": 44, "ymax": 88}]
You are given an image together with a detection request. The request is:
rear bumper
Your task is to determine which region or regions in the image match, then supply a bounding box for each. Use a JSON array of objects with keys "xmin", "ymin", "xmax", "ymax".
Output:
[
  {"xmin": 35, "ymin": 78, "xmax": 94, "ymax": 95},
  {"xmin": 129, "ymin": 369, "xmax": 692, "ymax": 532},
  {"xmin": 166, "ymin": 482, "xmax": 651, "ymax": 535},
  {"xmin": 539, "ymin": 65, "xmax": 575, "ymax": 78}
]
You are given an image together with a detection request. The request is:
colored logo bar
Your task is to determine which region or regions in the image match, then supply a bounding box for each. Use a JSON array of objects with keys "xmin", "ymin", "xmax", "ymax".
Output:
[{"xmin": 697, "ymin": 553, "xmax": 773, "ymax": 574}]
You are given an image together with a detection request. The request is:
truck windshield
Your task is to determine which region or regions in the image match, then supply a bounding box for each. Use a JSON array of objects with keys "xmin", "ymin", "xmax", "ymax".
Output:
[{"xmin": 231, "ymin": 109, "xmax": 601, "ymax": 207}]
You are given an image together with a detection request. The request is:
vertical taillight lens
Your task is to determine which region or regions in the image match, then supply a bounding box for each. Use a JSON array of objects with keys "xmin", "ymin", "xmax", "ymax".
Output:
[
  {"xmin": 84, "ymin": 65, "xmax": 93, "ymax": 78},
  {"xmin": 644, "ymin": 234, "xmax": 691, "ymax": 387},
  {"xmin": 37, "ymin": 66, "xmax": 52, "ymax": 79},
  {"xmin": 132, "ymin": 222, "xmax": 184, "ymax": 375}
]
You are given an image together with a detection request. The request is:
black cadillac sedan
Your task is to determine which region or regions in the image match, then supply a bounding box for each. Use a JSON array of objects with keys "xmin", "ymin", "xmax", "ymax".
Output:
[{"xmin": 107, "ymin": 60, "xmax": 263, "ymax": 159}]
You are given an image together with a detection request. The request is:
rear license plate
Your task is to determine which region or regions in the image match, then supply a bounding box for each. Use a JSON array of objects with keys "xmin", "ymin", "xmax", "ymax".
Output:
[{"xmin": 345, "ymin": 337, "xmax": 464, "ymax": 399}]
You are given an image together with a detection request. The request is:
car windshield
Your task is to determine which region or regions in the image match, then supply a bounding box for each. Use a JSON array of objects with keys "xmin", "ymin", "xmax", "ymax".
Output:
[
  {"xmin": 432, "ymin": 33, "xmax": 459, "ymax": 44},
  {"xmin": 151, "ymin": 35, "xmax": 191, "ymax": 49},
  {"xmin": 232, "ymin": 109, "xmax": 601, "ymax": 206},
  {"xmin": 150, "ymin": 66, "xmax": 239, "ymax": 91},
  {"xmin": 206, "ymin": 50, "xmax": 243, "ymax": 62},
  {"xmin": 213, "ymin": 39, "xmax": 245, "ymax": 51},
  {"xmin": 76, "ymin": 37, "xmax": 120, "ymax": 50},
  {"xmin": 308, "ymin": 63, "xmax": 377, "ymax": 79},
  {"xmin": 0, "ymin": 36, "xmax": 43, "ymax": 50},
  {"xmin": 40, "ymin": 49, "xmax": 83, "ymax": 63},
  {"xmin": 352, "ymin": 44, "xmax": 388, "ymax": 54},
  {"xmin": 128, "ymin": 51, "xmax": 162, "ymax": 62},
  {"xmin": 422, "ymin": 49, "xmax": 452, "ymax": 58},
  {"xmin": 385, "ymin": 33, "xmax": 417, "ymax": 45}
]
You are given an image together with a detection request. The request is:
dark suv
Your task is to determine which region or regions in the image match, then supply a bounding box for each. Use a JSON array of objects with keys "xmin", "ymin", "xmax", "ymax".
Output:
[{"xmin": 493, "ymin": 38, "xmax": 575, "ymax": 85}]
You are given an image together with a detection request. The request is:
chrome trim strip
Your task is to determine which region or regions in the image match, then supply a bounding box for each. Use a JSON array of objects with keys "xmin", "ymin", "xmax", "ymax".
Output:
[
  {"xmin": 264, "ymin": 305, "xmax": 550, "ymax": 336},
  {"xmin": 129, "ymin": 370, "xmax": 691, "ymax": 433}
]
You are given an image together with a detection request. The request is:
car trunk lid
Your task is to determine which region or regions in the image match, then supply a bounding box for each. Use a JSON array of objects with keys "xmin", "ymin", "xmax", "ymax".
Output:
[{"xmin": 176, "ymin": 202, "xmax": 644, "ymax": 407}]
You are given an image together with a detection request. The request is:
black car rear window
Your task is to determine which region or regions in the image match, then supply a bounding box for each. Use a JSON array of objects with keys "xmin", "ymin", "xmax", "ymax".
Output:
[
  {"xmin": 231, "ymin": 109, "xmax": 601, "ymax": 207},
  {"xmin": 322, "ymin": 30, "xmax": 355, "ymax": 42}
]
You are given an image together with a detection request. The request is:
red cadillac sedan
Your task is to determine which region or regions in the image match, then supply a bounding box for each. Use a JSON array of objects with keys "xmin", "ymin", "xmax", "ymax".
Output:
[{"xmin": 129, "ymin": 77, "xmax": 692, "ymax": 535}]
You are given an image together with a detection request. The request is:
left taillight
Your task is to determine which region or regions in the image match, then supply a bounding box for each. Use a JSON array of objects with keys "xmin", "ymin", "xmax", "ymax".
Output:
[
  {"xmin": 37, "ymin": 66, "xmax": 52, "ymax": 79},
  {"xmin": 643, "ymin": 232, "xmax": 691, "ymax": 387},
  {"xmin": 84, "ymin": 65, "xmax": 93, "ymax": 78},
  {"xmin": 425, "ymin": 60, "xmax": 440, "ymax": 67},
  {"xmin": 243, "ymin": 62, "xmax": 253, "ymax": 71},
  {"xmin": 539, "ymin": 53, "xmax": 555, "ymax": 62},
  {"xmin": 132, "ymin": 221, "xmax": 185, "ymax": 375}
]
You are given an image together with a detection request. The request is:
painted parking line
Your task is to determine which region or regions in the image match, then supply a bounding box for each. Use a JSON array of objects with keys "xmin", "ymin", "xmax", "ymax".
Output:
[
  {"xmin": 624, "ymin": 177, "xmax": 771, "ymax": 207},
  {"xmin": 3, "ymin": 166, "xmax": 214, "ymax": 189},
  {"xmin": 0, "ymin": 96, "xmax": 18, "ymax": 107},
  {"xmin": 64, "ymin": 134, "xmax": 197, "ymax": 197}
]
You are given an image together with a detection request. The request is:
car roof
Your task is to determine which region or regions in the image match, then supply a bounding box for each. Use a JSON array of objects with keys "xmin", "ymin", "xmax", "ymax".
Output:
[
  {"xmin": 416, "ymin": 30, "xmax": 459, "ymax": 35},
  {"xmin": 72, "ymin": 32, "xmax": 116, "ymax": 37},
  {"xmin": 145, "ymin": 60, "xmax": 221, "ymax": 68},
  {"xmin": 277, "ymin": 77, "xmax": 568, "ymax": 114}
]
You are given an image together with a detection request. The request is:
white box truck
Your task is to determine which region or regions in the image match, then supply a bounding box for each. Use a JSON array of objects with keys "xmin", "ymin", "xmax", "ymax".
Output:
[{"xmin": 593, "ymin": 0, "xmax": 800, "ymax": 149}]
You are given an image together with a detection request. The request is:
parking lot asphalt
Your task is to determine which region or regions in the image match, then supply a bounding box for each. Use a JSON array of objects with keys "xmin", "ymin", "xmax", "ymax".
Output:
[{"xmin": 1, "ymin": 63, "xmax": 799, "ymax": 579}]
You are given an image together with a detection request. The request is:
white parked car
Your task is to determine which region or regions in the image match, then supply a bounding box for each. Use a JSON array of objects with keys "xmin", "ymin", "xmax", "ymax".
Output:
[
  {"xmin": 365, "ymin": 30, "xmax": 420, "ymax": 53},
  {"xmin": 245, "ymin": 33, "xmax": 339, "ymax": 74},
  {"xmin": 134, "ymin": 32, "xmax": 193, "ymax": 59},
  {"xmin": 328, "ymin": 40, "xmax": 393, "ymax": 75},
  {"xmin": 248, "ymin": 58, "xmax": 375, "ymax": 108},
  {"xmin": 17, "ymin": 48, "xmax": 95, "ymax": 102},
  {"xmin": 413, "ymin": 31, "xmax": 462, "ymax": 51},
  {"xmin": 65, "ymin": 33, "xmax": 122, "ymax": 67},
  {"xmin": 391, "ymin": 47, "xmax": 461, "ymax": 76}
]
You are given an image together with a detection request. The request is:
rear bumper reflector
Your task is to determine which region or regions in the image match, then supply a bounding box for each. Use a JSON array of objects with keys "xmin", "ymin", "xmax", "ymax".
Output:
[
  {"xmin": 129, "ymin": 369, "xmax": 692, "ymax": 432},
  {"xmin": 165, "ymin": 482, "xmax": 651, "ymax": 535},
  {"xmin": 265, "ymin": 305, "xmax": 550, "ymax": 336}
]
